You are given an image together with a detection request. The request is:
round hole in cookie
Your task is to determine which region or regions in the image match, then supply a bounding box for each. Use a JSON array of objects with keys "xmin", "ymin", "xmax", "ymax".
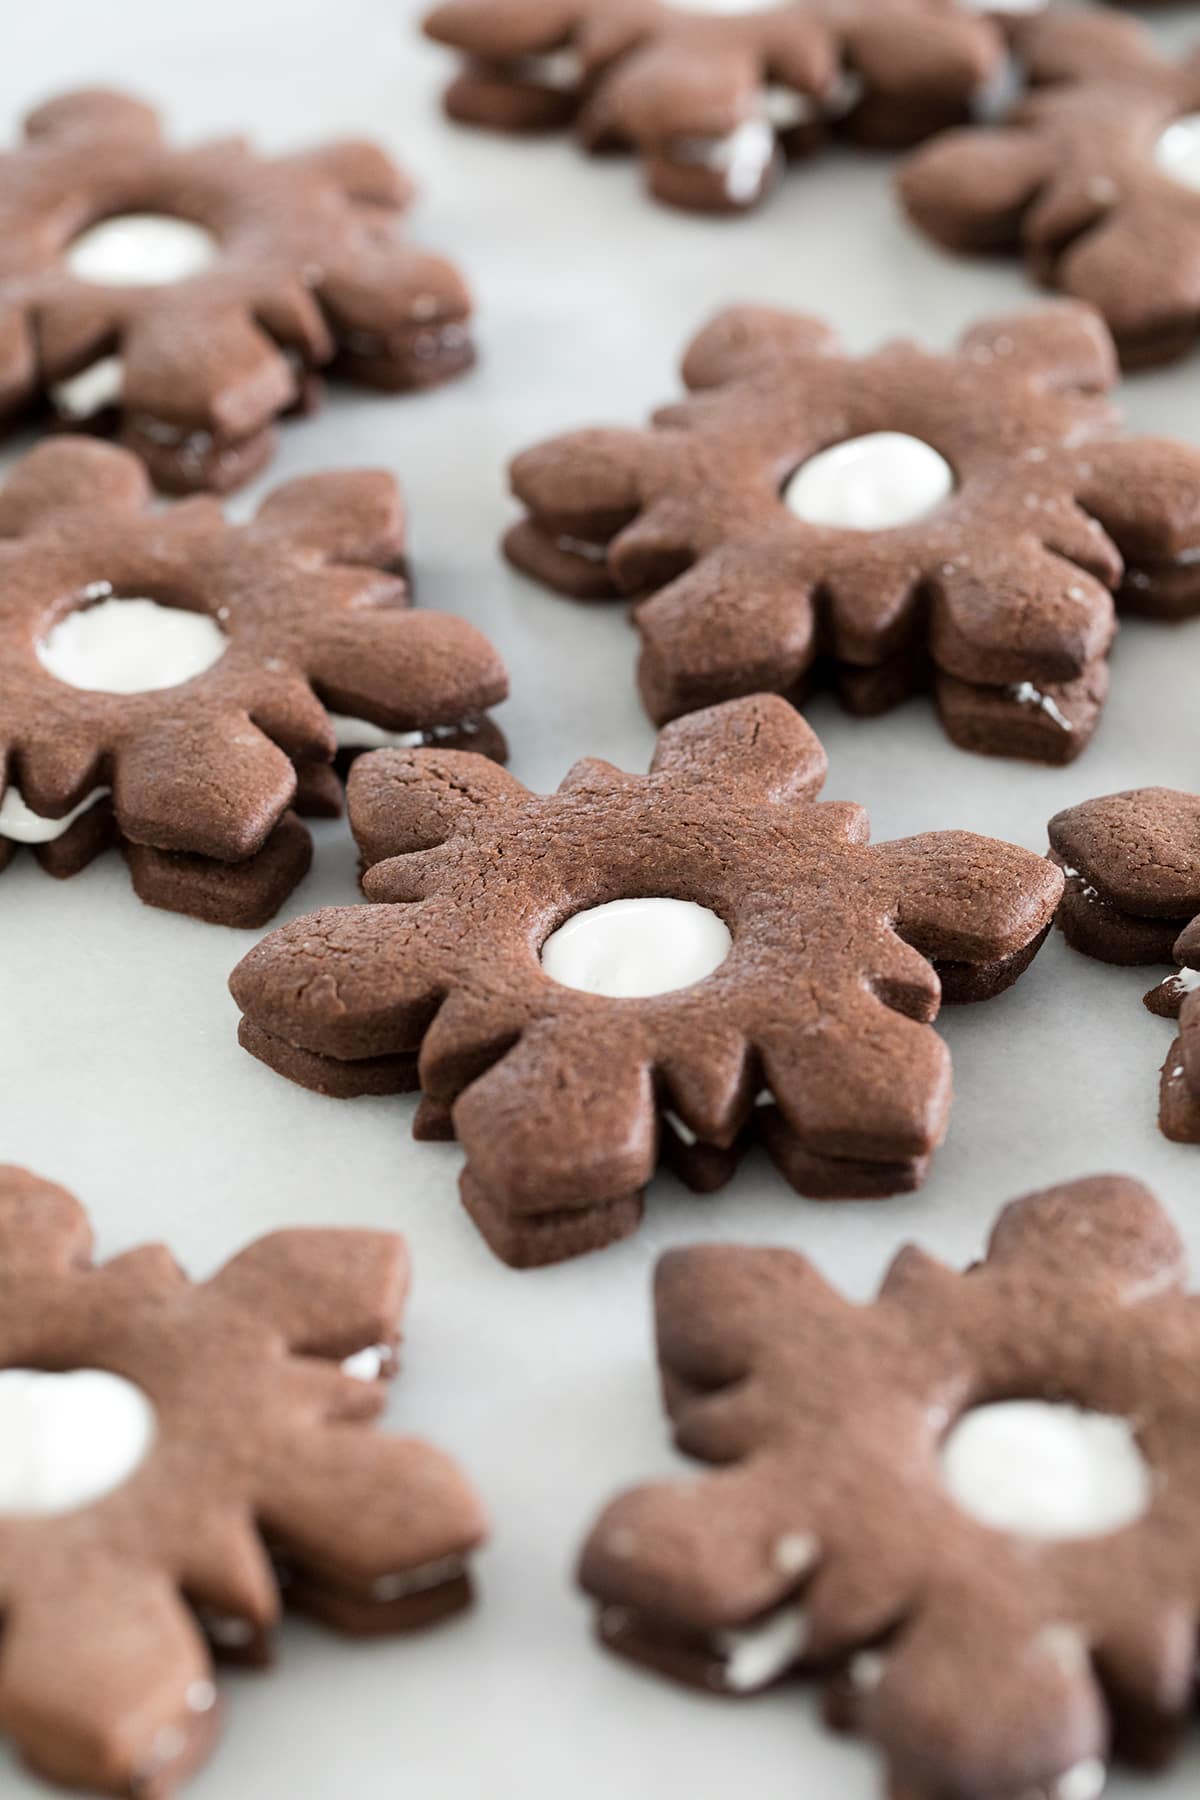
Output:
[
  {"xmin": 940, "ymin": 1400, "xmax": 1151, "ymax": 1541},
  {"xmin": 1154, "ymin": 116, "xmax": 1200, "ymax": 193},
  {"xmin": 783, "ymin": 432, "xmax": 955, "ymax": 531},
  {"xmin": 0, "ymin": 1368, "xmax": 156, "ymax": 1515},
  {"xmin": 540, "ymin": 898, "xmax": 732, "ymax": 998},
  {"xmin": 64, "ymin": 213, "xmax": 218, "ymax": 286},
  {"xmin": 38, "ymin": 595, "xmax": 228, "ymax": 694}
]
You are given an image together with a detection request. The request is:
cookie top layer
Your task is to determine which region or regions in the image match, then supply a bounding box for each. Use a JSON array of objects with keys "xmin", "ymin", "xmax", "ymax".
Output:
[
  {"xmin": 231, "ymin": 695, "xmax": 1062, "ymax": 1262},
  {"xmin": 580, "ymin": 1173, "xmax": 1198, "ymax": 1798},
  {"xmin": 0, "ymin": 88, "xmax": 473, "ymax": 483},
  {"xmin": 507, "ymin": 300, "xmax": 1200, "ymax": 731},
  {"xmin": 899, "ymin": 11, "xmax": 1200, "ymax": 366},
  {"xmin": 0, "ymin": 437, "xmax": 507, "ymax": 863},
  {"xmin": 1049, "ymin": 788, "xmax": 1200, "ymax": 919},
  {"xmin": 0, "ymin": 1163, "xmax": 486, "ymax": 1797}
]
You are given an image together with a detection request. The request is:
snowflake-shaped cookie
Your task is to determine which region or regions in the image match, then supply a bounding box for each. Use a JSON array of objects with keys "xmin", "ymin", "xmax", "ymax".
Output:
[
  {"xmin": 230, "ymin": 695, "xmax": 1062, "ymax": 1266},
  {"xmin": 0, "ymin": 88, "xmax": 474, "ymax": 492},
  {"xmin": 424, "ymin": 0, "xmax": 1003, "ymax": 213},
  {"xmin": 0, "ymin": 1163, "xmax": 486, "ymax": 1798},
  {"xmin": 581, "ymin": 1173, "xmax": 1200, "ymax": 1800},
  {"xmin": 507, "ymin": 300, "xmax": 1200, "ymax": 763},
  {"xmin": 0, "ymin": 437, "xmax": 507, "ymax": 927},
  {"xmin": 1049, "ymin": 786, "xmax": 1200, "ymax": 1144},
  {"xmin": 900, "ymin": 10, "xmax": 1200, "ymax": 368}
]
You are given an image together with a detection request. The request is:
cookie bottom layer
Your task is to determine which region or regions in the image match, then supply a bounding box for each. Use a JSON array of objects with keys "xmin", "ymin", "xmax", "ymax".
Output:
[
  {"xmin": 935, "ymin": 661, "xmax": 1107, "ymax": 765},
  {"xmin": 234, "ymin": 1016, "xmax": 942, "ymax": 1258},
  {"xmin": 1120, "ymin": 558, "xmax": 1200, "ymax": 622},
  {"xmin": 1050, "ymin": 864, "xmax": 1200, "ymax": 1146},
  {"xmin": 0, "ymin": 796, "xmax": 118, "ymax": 879},
  {"xmin": 1102, "ymin": 318, "xmax": 1200, "ymax": 374},
  {"xmin": 1052, "ymin": 859, "xmax": 1187, "ymax": 966},
  {"xmin": 122, "ymin": 418, "xmax": 278, "ymax": 495},
  {"xmin": 127, "ymin": 813, "xmax": 313, "ymax": 928},
  {"xmin": 197, "ymin": 1558, "xmax": 473, "ymax": 1678},
  {"xmin": 1160, "ymin": 1038, "xmax": 1200, "ymax": 1144},
  {"xmin": 237, "ymin": 1018, "xmax": 420, "ymax": 1097},
  {"xmin": 595, "ymin": 1598, "xmax": 1159, "ymax": 1800},
  {"xmin": 505, "ymin": 518, "xmax": 1108, "ymax": 762},
  {"xmin": 59, "ymin": 319, "xmax": 470, "ymax": 495},
  {"xmin": 332, "ymin": 322, "xmax": 475, "ymax": 393},
  {"xmin": 1, "ymin": 805, "xmax": 312, "ymax": 927},
  {"xmin": 934, "ymin": 927, "xmax": 1053, "ymax": 1004},
  {"xmin": 759, "ymin": 1108, "xmax": 930, "ymax": 1200},
  {"xmin": 595, "ymin": 1604, "xmax": 776, "ymax": 1697},
  {"xmin": 504, "ymin": 518, "xmax": 620, "ymax": 600},
  {"xmin": 643, "ymin": 147, "xmax": 782, "ymax": 217},
  {"xmin": 442, "ymin": 64, "xmax": 971, "ymax": 217},
  {"xmin": 4, "ymin": 718, "xmax": 507, "ymax": 923},
  {"xmin": 658, "ymin": 1126, "xmax": 745, "ymax": 1195},
  {"xmin": 444, "ymin": 65, "xmax": 581, "ymax": 134},
  {"xmin": 461, "ymin": 1170, "xmax": 645, "ymax": 1268},
  {"xmin": 282, "ymin": 1562, "xmax": 475, "ymax": 1637},
  {"xmin": 466, "ymin": 1128, "xmax": 935, "ymax": 1269}
]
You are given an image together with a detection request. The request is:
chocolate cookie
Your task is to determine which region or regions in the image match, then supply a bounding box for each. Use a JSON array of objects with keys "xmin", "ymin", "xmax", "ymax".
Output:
[
  {"xmin": 1049, "ymin": 787, "xmax": 1200, "ymax": 1144},
  {"xmin": 423, "ymin": 0, "xmax": 1004, "ymax": 214},
  {"xmin": 900, "ymin": 10, "xmax": 1200, "ymax": 367},
  {"xmin": 0, "ymin": 88, "xmax": 475, "ymax": 491},
  {"xmin": 506, "ymin": 300, "xmax": 1200, "ymax": 763},
  {"xmin": 0, "ymin": 437, "xmax": 507, "ymax": 927},
  {"xmin": 230, "ymin": 695, "xmax": 1062, "ymax": 1267},
  {"xmin": 580, "ymin": 1173, "xmax": 1198, "ymax": 1800},
  {"xmin": 0, "ymin": 1163, "xmax": 486, "ymax": 1798}
]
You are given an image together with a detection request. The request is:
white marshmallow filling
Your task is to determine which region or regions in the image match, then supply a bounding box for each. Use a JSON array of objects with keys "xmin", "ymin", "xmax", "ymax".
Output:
[
  {"xmin": 663, "ymin": 1088, "xmax": 774, "ymax": 1149},
  {"xmin": 0, "ymin": 782, "xmax": 110, "ymax": 845},
  {"xmin": 0, "ymin": 1367, "xmax": 156, "ymax": 1514},
  {"xmin": 553, "ymin": 533, "xmax": 610, "ymax": 565},
  {"xmin": 128, "ymin": 418, "xmax": 220, "ymax": 455},
  {"xmin": 328, "ymin": 715, "xmax": 485, "ymax": 753},
  {"xmin": 670, "ymin": 118, "xmax": 779, "ymax": 205},
  {"xmin": 600, "ymin": 1597, "xmax": 811, "ymax": 1694},
  {"xmin": 339, "ymin": 1343, "xmax": 394, "ymax": 1382},
  {"xmin": 64, "ymin": 213, "xmax": 218, "ymax": 287},
  {"xmin": 513, "ymin": 48, "xmax": 584, "ymax": 92},
  {"xmin": 1155, "ymin": 114, "xmax": 1200, "ymax": 194},
  {"xmin": 1003, "ymin": 681, "xmax": 1074, "ymax": 734},
  {"xmin": 940, "ymin": 1401, "xmax": 1151, "ymax": 1541},
  {"xmin": 541, "ymin": 897, "xmax": 731, "ymax": 999},
  {"xmin": 666, "ymin": 74, "xmax": 865, "ymax": 204},
  {"xmin": 715, "ymin": 1604, "xmax": 810, "ymax": 1691},
  {"xmin": 784, "ymin": 432, "xmax": 955, "ymax": 532},
  {"xmin": 368, "ymin": 1555, "xmax": 468, "ymax": 1602},
  {"xmin": 198, "ymin": 1611, "xmax": 262, "ymax": 1651},
  {"xmin": 338, "ymin": 322, "xmax": 471, "ymax": 364},
  {"xmin": 278, "ymin": 1550, "xmax": 469, "ymax": 1606},
  {"xmin": 50, "ymin": 353, "xmax": 124, "ymax": 421},
  {"xmin": 1125, "ymin": 544, "xmax": 1200, "ymax": 597},
  {"xmin": 37, "ymin": 594, "xmax": 227, "ymax": 695}
]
